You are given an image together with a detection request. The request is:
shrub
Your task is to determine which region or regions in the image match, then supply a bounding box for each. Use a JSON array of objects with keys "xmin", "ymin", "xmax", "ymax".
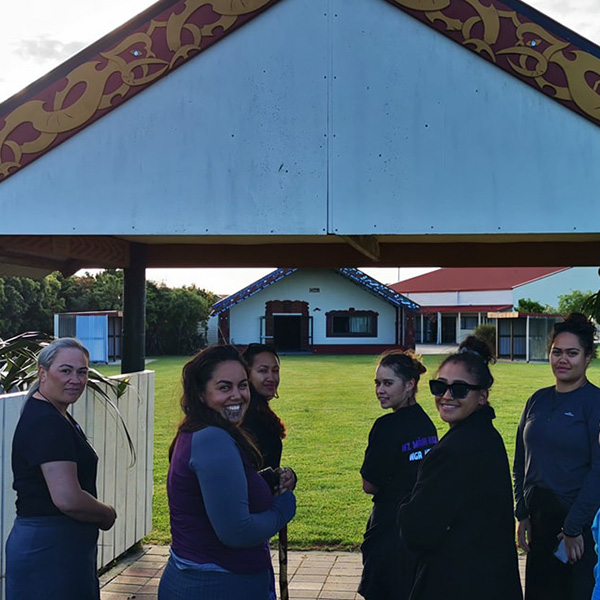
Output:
[{"xmin": 474, "ymin": 324, "xmax": 496, "ymax": 356}]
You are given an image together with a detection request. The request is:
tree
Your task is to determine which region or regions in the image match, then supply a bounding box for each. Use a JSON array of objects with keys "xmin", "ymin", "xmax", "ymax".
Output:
[
  {"xmin": 0, "ymin": 275, "xmax": 65, "ymax": 337},
  {"xmin": 557, "ymin": 289, "xmax": 594, "ymax": 316},
  {"xmin": 474, "ymin": 324, "xmax": 496, "ymax": 355},
  {"xmin": 0, "ymin": 271, "xmax": 217, "ymax": 356},
  {"xmin": 515, "ymin": 298, "xmax": 554, "ymax": 314},
  {"xmin": 145, "ymin": 282, "xmax": 215, "ymax": 355}
]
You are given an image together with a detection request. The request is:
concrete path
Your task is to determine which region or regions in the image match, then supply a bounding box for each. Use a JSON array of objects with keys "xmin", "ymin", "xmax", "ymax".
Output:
[
  {"xmin": 100, "ymin": 546, "xmax": 363, "ymax": 599},
  {"xmin": 100, "ymin": 545, "xmax": 526, "ymax": 599},
  {"xmin": 415, "ymin": 343, "xmax": 458, "ymax": 355}
]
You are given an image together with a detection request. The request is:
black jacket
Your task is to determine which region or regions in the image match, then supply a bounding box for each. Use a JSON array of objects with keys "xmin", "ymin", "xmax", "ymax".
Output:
[{"xmin": 398, "ymin": 405, "xmax": 522, "ymax": 600}]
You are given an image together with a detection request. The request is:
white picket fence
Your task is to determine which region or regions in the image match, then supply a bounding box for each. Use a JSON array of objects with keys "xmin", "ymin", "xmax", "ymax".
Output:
[{"xmin": 0, "ymin": 370, "xmax": 155, "ymax": 599}]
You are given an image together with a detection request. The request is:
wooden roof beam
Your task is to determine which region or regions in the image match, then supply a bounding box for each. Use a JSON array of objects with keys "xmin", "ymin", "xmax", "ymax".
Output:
[{"xmin": 339, "ymin": 235, "xmax": 381, "ymax": 262}]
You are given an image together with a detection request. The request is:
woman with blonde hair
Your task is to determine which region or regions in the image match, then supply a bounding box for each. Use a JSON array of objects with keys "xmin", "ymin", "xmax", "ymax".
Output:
[{"xmin": 6, "ymin": 337, "xmax": 116, "ymax": 600}]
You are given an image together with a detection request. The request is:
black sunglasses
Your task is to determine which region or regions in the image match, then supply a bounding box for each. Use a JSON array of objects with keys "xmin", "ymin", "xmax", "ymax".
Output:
[{"xmin": 429, "ymin": 379, "xmax": 484, "ymax": 399}]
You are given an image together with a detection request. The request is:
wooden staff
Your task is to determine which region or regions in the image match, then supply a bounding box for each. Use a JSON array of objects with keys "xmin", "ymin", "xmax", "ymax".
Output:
[{"xmin": 279, "ymin": 525, "xmax": 289, "ymax": 600}]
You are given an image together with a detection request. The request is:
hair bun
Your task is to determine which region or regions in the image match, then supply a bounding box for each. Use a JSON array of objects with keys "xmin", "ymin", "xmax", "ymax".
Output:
[{"xmin": 458, "ymin": 336, "xmax": 496, "ymax": 365}]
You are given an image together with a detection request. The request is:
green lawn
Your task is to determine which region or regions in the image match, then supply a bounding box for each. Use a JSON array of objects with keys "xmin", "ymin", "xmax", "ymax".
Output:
[{"xmin": 99, "ymin": 354, "xmax": 600, "ymax": 550}]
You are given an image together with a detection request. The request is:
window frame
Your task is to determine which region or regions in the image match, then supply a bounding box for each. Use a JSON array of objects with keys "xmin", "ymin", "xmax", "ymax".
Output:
[{"xmin": 325, "ymin": 310, "xmax": 378, "ymax": 338}]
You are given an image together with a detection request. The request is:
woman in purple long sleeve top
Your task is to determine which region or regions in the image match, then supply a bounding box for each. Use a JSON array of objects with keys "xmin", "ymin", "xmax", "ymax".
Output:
[{"xmin": 158, "ymin": 345, "xmax": 296, "ymax": 600}]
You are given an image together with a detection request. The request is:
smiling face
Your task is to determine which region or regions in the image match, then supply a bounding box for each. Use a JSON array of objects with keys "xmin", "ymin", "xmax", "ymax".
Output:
[
  {"xmin": 550, "ymin": 332, "xmax": 591, "ymax": 392},
  {"xmin": 433, "ymin": 361, "xmax": 488, "ymax": 427},
  {"xmin": 38, "ymin": 347, "xmax": 89, "ymax": 414},
  {"xmin": 375, "ymin": 365, "xmax": 415, "ymax": 412},
  {"xmin": 203, "ymin": 360, "xmax": 251, "ymax": 424},
  {"xmin": 248, "ymin": 351, "xmax": 280, "ymax": 400}
]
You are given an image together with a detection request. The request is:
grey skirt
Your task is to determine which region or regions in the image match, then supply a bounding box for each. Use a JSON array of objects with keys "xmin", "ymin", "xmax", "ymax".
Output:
[{"xmin": 6, "ymin": 515, "xmax": 100, "ymax": 600}]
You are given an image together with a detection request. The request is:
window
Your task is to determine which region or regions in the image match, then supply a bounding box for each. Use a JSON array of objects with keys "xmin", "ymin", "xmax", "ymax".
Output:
[
  {"xmin": 326, "ymin": 310, "xmax": 378, "ymax": 337},
  {"xmin": 461, "ymin": 316, "xmax": 478, "ymax": 330}
]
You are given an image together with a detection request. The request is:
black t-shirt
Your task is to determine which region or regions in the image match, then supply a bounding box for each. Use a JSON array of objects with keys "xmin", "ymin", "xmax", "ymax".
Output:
[
  {"xmin": 361, "ymin": 403, "xmax": 438, "ymax": 504},
  {"xmin": 12, "ymin": 397, "xmax": 98, "ymax": 517}
]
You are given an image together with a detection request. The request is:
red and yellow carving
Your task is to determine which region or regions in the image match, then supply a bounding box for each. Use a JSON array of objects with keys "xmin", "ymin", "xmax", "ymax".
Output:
[
  {"xmin": 1, "ymin": 0, "xmax": 599, "ymax": 184},
  {"xmin": 386, "ymin": 0, "xmax": 600, "ymax": 125},
  {"xmin": 0, "ymin": 0, "xmax": 278, "ymax": 181}
]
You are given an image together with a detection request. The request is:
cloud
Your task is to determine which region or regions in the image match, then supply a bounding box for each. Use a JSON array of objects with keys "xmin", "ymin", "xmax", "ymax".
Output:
[
  {"xmin": 12, "ymin": 37, "xmax": 85, "ymax": 62},
  {"xmin": 530, "ymin": 0, "xmax": 600, "ymax": 43}
]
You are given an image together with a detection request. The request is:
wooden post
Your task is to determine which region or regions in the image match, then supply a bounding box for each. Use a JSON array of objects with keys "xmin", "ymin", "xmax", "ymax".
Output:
[{"xmin": 122, "ymin": 243, "xmax": 146, "ymax": 374}]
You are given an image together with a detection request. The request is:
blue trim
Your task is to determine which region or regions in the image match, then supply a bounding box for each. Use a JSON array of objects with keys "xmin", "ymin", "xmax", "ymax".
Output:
[
  {"xmin": 335, "ymin": 268, "xmax": 420, "ymax": 311},
  {"xmin": 210, "ymin": 267, "xmax": 419, "ymax": 315},
  {"xmin": 211, "ymin": 268, "xmax": 296, "ymax": 315}
]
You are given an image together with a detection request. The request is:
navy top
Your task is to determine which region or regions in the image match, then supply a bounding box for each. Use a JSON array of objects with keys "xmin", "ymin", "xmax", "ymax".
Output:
[
  {"xmin": 514, "ymin": 382, "xmax": 600, "ymax": 536},
  {"xmin": 167, "ymin": 426, "xmax": 295, "ymax": 574},
  {"xmin": 12, "ymin": 397, "xmax": 98, "ymax": 517},
  {"xmin": 361, "ymin": 403, "xmax": 438, "ymax": 504}
]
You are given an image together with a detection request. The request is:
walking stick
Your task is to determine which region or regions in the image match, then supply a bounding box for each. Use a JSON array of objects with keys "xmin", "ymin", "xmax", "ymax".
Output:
[{"xmin": 279, "ymin": 525, "xmax": 289, "ymax": 600}]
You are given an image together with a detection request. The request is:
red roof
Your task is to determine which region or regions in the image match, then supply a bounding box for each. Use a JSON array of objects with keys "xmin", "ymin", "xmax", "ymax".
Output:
[{"xmin": 391, "ymin": 267, "xmax": 569, "ymax": 294}]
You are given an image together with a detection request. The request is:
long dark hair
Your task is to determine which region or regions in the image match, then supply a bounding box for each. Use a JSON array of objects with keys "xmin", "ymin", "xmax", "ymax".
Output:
[
  {"xmin": 169, "ymin": 345, "xmax": 261, "ymax": 467},
  {"xmin": 242, "ymin": 343, "xmax": 286, "ymax": 441}
]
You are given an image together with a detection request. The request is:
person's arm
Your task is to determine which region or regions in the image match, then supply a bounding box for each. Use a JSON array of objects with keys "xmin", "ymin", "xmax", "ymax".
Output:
[
  {"xmin": 360, "ymin": 418, "xmax": 390, "ymax": 496},
  {"xmin": 41, "ymin": 462, "xmax": 116, "ymax": 530},
  {"xmin": 362, "ymin": 477, "xmax": 378, "ymax": 495},
  {"xmin": 591, "ymin": 509, "xmax": 600, "ymax": 599},
  {"xmin": 514, "ymin": 405, "xmax": 530, "ymax": 552},
  {"xmin": 192, "ymin": 428, "xmax": 295, "ymax": 548},
  {"xmin": 561, "ymin": 397, "xmax": 600, "ymax": 561}
]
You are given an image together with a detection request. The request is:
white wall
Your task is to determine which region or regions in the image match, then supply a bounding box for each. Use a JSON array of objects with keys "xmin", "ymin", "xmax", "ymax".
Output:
[
  {"xmin": 228, "ymin": 270, "xmax": 399, "ymax": 345},
  {"xmin": 2, "ymin": 0, "xmax": 600, "ymax": 239},
  {"xmin": 329, "ymin": 0, "xmax": 600, "ymax": 236},
  {"xmin": 404, "ymin": 290, "xmax": 513, "ymax": 307}
]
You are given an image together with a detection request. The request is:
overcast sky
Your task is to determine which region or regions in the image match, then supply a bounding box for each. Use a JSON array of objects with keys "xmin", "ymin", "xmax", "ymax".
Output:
[{"xmin": 1, "ymin": 0, "xmax": 597, "ymax": 292}]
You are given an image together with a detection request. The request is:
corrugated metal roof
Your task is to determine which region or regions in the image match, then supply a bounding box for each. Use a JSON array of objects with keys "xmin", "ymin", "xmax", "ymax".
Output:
[{"xmin": 392, "ymin": 267, "xmax": 569, "ymax": 293}]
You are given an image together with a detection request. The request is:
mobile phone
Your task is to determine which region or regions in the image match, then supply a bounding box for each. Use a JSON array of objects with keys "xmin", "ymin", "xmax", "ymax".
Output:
[{"xmin": 554, "ymin": 539, "xmax": 568, "ymax": 564}]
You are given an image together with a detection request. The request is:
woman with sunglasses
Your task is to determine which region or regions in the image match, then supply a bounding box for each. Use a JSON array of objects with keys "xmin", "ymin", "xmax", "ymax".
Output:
[
  {"xmin": 514, "ymin": 313, "xmax": 600, "ymax": 600},
  {"xmin": 358, "ymin": 350, "xmax": 438, "ymax": 600},
  {"xmin": 398, "ymin": 336, "xmax": 522, "ymax": 600}
]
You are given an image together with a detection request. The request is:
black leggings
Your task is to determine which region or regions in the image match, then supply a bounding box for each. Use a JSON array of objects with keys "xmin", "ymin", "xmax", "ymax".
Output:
[{"xmin": 525, "ymin": 488, "xmax": 595, "ymax": 600}]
